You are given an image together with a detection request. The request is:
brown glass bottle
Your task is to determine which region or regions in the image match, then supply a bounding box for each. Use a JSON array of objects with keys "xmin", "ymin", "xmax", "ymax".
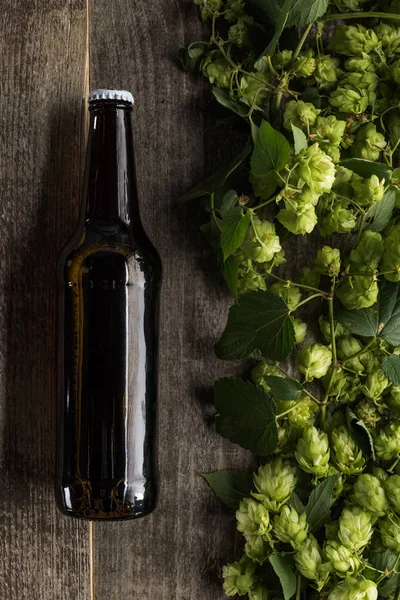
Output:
[{"xmin": 56, "ymin": 89, "xmax": 161, "ymax": 520}]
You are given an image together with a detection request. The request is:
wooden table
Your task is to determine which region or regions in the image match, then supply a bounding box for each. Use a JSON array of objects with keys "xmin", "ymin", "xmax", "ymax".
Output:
[{"xmin": 0, "ymin": 1, "xmax": 252, "ymax": 597}]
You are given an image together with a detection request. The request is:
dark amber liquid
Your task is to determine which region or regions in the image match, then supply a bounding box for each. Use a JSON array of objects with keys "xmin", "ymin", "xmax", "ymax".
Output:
[{"xmin": 57, "ymin": 220, "xmax": 160, "ymax": 519}]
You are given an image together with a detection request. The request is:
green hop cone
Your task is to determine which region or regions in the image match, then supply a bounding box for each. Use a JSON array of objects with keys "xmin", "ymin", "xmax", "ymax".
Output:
[
  {"xmin": 372, "ymin": 466, "xmax": 388, "ymax": 483},
  {"xmin": 381, "ymin": 223, "xmax": 400, "ymax": 282},
  {"xmin": 374, "ymin": 423, "xmax": 400, "ymax": 460},
  {"xmin": 291, "ymin": 317, "xmax": 307, "ymax": 344},
  {"xmin": 336, "ymin": 336, "xmax": 365, "ymax": 373},
  {"xmin": 283, "ymin": 100, "xmax": 320, "ymax": 132},
  {"xmin": 336, "ymin": 275, "xmax": 378, "ymax": 310},
  {"xmin": 277, "ymin": 203, "xmax": 317, "ymax": 235},
  {"xmin": 314, "ymin": 54, "xmax": 341, "ymax": 89},
  {"xmin": 293, "ymin": 49, "xmax": 316, "ymax": 78},
  {"xmin": 313, "ymin": 116, "xmax": 346, "ymax": 153},
  {"xmin": 317, "ymin": 197, "xmax": 357, "ymax": 236},
  {"xmin": 252, "ymin": 457, "xmax": 297, "ymax": 512},
  {"xmin": 251, "ymin": 361, "xmax": 282, "ymax": 391},
  {"xmin": 329, "ymin": 24, "xmax": 380, "ymax": 56},
  {"xmin": 380, "ymin": 514, "xmax": 400, "ymax": 552},
  {"xmin": 361, "ymin": 369, "xmax": 390, "ymax": 400},
  {"xmin": 294, "ymin": 535, "xmax": 327, "ymax": 583},
  {"xmin": 350, "ymin": 474, "xmax": 389, "ymax": 516},
  {"xmin": 240, "ymin": 73, "xmax": 271, "ymax": 109},
  {"xmin": 237, "ymin": 270, "xmax": 267, "ymax": 296},
  {"xmin": 387, "ymin": 109, "xmax": 400, "ymax": 152},
  {"xmin": 331, "ymin": 426, "xmax": 365, "ymax": 475},
  {"xmin": 319, "ymin": 316, "xmax": 349, "ymax": 343},
  {"xmin": 328, "ymin": 578, "xmax": 377, "ymax": 600},
  {"xmin": 296, "ymin": 343, "xmax": 333, "ymax": 382},
  {"xmin": 351, "ymin": 123, "xmax": 387, "ymax": 161},
  {"xmin": 375, "ymin": 23, "xmax": 400, "ymax": 58},
  {"xmin": 314, "ymin": 246, "xmax": 341, "ymax": 277},
  {"xmin": 222, "ymin": 555, "xmax": 257, "ymax": 597},
  {"xmin": 288, "ymin": 396, "xmax": 318, "ymax": 428},
  {"xmin": 384, "ymin": 475, "xmax": 400, "ymax": 513},
  {"xmin": 345, "ymin": 53, "xmax": 376, "ymax": 73},
  {"xmin": 351, "ymin": 174, "xmax": 385, "ymax": 207},
  {"xmin": 340, "ymin": 71, "xmax": 377, "ymax": 98},
  {"xmin": 194, "ymin": 0, "xmax": 223, "ymax": 20},
  {"xmin": 244, "ymin": 535, "xmax": 269, "ymax": 564},
  {"xmin": 329, "ymin": 86, "xmax": 369, "ymax": 114},
  {"xmin": 350, "ymin": 231, "xmax": 384, "ymax": 271},
  {"xmin": 338, "ymin": 505, "xmax": 374, "ymax": 551},
  {"xmin": 248, "ymin": 584, "xmax": 269, "ymax": 600},
  {"xmin": 333, "ymin": 0, "xmax": 369, "ymax": 11},
  {"xmin": 236, "ymin": 498, "xmax": 271, "ymax": 537},
  {"xmin": 323, "ymin": 540, "xmax": 362, "ymax": 577},
  {"xmin": 228, "ymin": 17, "xmax": 253, "ymax": 48},
  {"xmin": 301, "ymin": 267, "xmax": 321, "ymax": 289},
  {"xmin": 355, "ymin": 399, "xmax": 380, "ymax": 430},
  {"xmin": 273, "ymin": 505, "xmax": 308, "ymax": 548},
  {"xmin": 270, "ymin": 282, "xmax": 301, "ymax": 310},
  {"xmin": 295, "ymin": 143, "xmax": 336, "ymax": 195},
  {"xmin": 240, "ymin": 218, "xmax": 281, "ymax": 264},
  {"xmin": 391, "ymin": 59, "xmax": 400, "ymax": 85},
  {"xmin": 273, "ymin": 49, "xmax": 293, "ymax": 69},
  {"xmin": 295, "ymin": 426, "xmax": 330, "ymax": 476},
  {"xmin": 225, "ymin": 0, "xmax": 245, "ymax": 22},
  {"xmin": 202, "ymin": 55, "xmax": 234, "ymax": 88}
]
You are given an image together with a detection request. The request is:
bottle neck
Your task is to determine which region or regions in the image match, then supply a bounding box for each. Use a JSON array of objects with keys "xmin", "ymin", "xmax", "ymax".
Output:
[{"xmin": 83, "ymin": 103, "xmax": 139, "ymax": 225}]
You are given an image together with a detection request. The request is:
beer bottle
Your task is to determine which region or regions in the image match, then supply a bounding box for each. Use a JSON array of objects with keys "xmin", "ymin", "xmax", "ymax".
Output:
[{"xmin": 56, "ymin": 89, "xmax": 161, "ymax": 520}]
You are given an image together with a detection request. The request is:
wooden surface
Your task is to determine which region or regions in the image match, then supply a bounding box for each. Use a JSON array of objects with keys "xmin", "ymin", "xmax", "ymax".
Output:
[{"xmin": 0, "ymin": 1, "xmax": 253, "ymax": 598}]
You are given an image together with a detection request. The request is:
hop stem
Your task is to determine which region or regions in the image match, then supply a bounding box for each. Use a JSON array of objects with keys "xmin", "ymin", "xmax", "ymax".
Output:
[{"xmin": 325, "ymin": 11, "xmax": 400, "ymax": 21}]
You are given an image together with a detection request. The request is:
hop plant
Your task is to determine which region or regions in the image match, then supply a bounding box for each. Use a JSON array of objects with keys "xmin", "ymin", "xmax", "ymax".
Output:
[
  {"xmin": 295, "ymin": 426, "xmax": 330, "ymax": 476},
  {"xmin": 375, "ymin": 23, "xmax": 400, "ymax": 58},
  {"xmin": 349, "ymin": 231, "xmax": 384, "ymax": 271},
  {"xmin": 319, "ymin": 316, "xmax": 349, "ymax": 343},
  {"xmin": 336, "ymin": 275, "xmax": 378, "ymax": 310},
  {"xmin": 351, "ymin": 124, "xmax": 387, "ymax": 161},
  {"xmin": 350, "ymin": 474, "xmax": 389, "ymax": 516},
  {"xmin": 244, "ymin": 535, "xmax": 269, "ymax": 564},
  {"xmin": 351, "ymin": 174, "xmax": 385, "ymax": 207},
  {"xmin": 293, "ymin": 49, "xmax": 316, "ymax": 78},
  {"xmin": 247, "ymin": 584, "xmax": 269, "ymax": 600},
  {"xmin": 252, "ymin": 458, "xmax": 297, "ymax": 511},
  {"xmin": 222, "ymin": 556, "xmax": 257, "ymax": 597},
  {"xmin": 345, "ymin": 53, "xmax": 375, "ymax": 72},
  {"xmin": 338, "ymin": 505, "xmax": 374, "ymax": 551},
  {"xmin": 202, "ymin": 54, "xmax": 233, "ymax": 88},
  {"xmin": 288, "ymin": 396, "xmax": 318, "ymax": 428},
  {"xmin": 328, "ymin": 578, "xmax": 378, "ymax": 600},
  {"xmin": 194, "ymin": 0, "xmax": 223, "ymax": 20},
  {"xmin": 296, "ymin": 344, "xmax": 332, "ymax": 382},
  {"xmin": 314, "ymin": 246, "xmax": 341, "ymax": 277},
  {"xmin": 283, "ymin": 100, "xmax": 320, "ymax": 131},
  {"xmin": 291, "ymin": 317, "xmax": 307, "ymax": 344},
  {"xmin": 228, "ymin": 17, "xmax": 252, "ymax": 47},
  {"xmin": 273, "ymin": 505, "xmax": 308, "ymax": 548},
  {"xmin": 317, "ymin": 197, "xmax": 357, "ymax": 236},
  {"xmin": 329, "ymin": 24, "xmax": 380, "ymax": 56},
  {"xmin": 329, "ymin": 86, "xmax": 369, "ymax": 114},
  {"xmin": 273, "ymin": 49, "xmax": 293, "ymax": 69},
  {"xmin": 374, "ymin": 423, "xmax": 400, "ymax": 460},
  {"xmin": 331, "ymin": 426, "xmax": 365, "ymax": 475},
  {"xmin": 383, "ymin": 475, "xmax": 400, "ymax": 513},
  {"xmin": 323, "ymin": 540, "xmax": 362, "ymax": 577},
  {"xmin": 294, "ymin": 535, "xmax": 329, "ymax": 586},
  {"xmin": 388, "ymin": 387, "xmax": 400, "ymax": 413},
  {"xmin": 224, "ymin": 0, "xmax": 245, "ymax": 22},
  {"xmin": 355, "ymin": 399, "xmax": 381, "ymax": 430},
  {"xmin": 314, "ymin": 54, "xmax": 341, "ymax": 89},
  {"xmin": 380, "ymin": 223, "xmax": 400, "ymax": 282},
  {"xmin": 361, "ymin": 369, "xmax": 390, "ymax": 400},
  {"xmin": 336, "ymin": 336, "xmax": 364, "ymax": 373},
  {"xmin": 236, "ymin": 498, "xmax": 271, "ymax": 537},
  {"xmin": 270, "ymin": 281, "xmax": 301, "ymax": 310},
  {"xmin": 295, "ymin": 143, "xmax": 336, "ymax": 195},
  {"xmin": 277, "ymin": 203, "xmax": 318, "ymax": 235},
  {"xmin": 240, "ymin": 218, "xmax": 281, "ymax": 263},
  {"xmin": 380, "ymin": 514, "xmax": 400, "ymax": 552}
]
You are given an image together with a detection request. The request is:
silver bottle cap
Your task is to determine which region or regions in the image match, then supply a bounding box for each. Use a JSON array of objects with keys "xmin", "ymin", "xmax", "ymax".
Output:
[{"xmin": 88, "ymin": 89, "xmax": 134, "ymax": 105}]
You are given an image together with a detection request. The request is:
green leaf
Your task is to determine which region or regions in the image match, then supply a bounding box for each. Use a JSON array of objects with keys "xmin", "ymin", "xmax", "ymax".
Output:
[
  {"xmin": 300, "ymin": 87, "xmax": 321, "ymax": 108},
  {"xmin": 264, "ymin": 375, "xmax": 303, "ymax": 400},
  {"xmin": 221, "ymin": 190, "xmax": 239, "ymax": 215},
  {"xmin": 335, "ymin": 307, "xmax": 378, "ymax": 337},
  {"xmin": 346, "ymin": 408, "xmax": 376, "ymax": 460},
  {"xmin": 382, "ymin": 355, "xmax": 400, "ymax": 385},
  {"xmin": 212, "ymin": 88, "xmax": 249, "ymax": 118},
  {"xmin": 218, "ymin": 253, "xmax": 238, "ymax": 300},
  {"xmin": 214, "ymin": 378, "xmax": 278, "ymax": 455},
  {"xmin": 291, "ymin": 123, "xmax": 308, "ymax": 155},
  {"xmin": 379, "ymin": 281, "xmax": 400, "ymax": 346},
  {"xmin": 289, "ymin": 492, "xmax": 306, "ymax": 514},
  {"xmin": 178, "ymin": 139, "xmax": 252, "ymax": 202},
  {"xmin": 254, "ymin": 0, "xmax": 294, "ymax": 68},
  {"xmin": 215, "ymin": 289, "xmax": 296, "ymax": 361},
  {"xmin": 269, "ymin": 555, "xmax": 297, "ymax": 600},
  {"xmin": 305, "ymin": 475, "xmax": 339, "ymax": 533},
  {"xmin": 220, "ymin": 208, "xmax": 251, "ymax": 260},
  {"xmin": 369, "ymin": 549, "xmax": 398, "ymax": 572},
  {"xmin": 251, "ymin": 120, "xmax": 291, "ymax": 179},
  {"xmin": 286, "ymin": 0, "xmax": 329, "ymax": 27},
  {"xmin": 365, "ymin": 188, "xmax": 396, "ymax": 233},
  {"xmin": 339, "ymin": 158, "xmax": 392, "ymax": 185},
  {"xmin": 379, "ymin": 574, "xmax": 400, "ymax": 598},
  {"xmin": 200, "ymin": 470, "xmax": 253, "ymax": 510}
]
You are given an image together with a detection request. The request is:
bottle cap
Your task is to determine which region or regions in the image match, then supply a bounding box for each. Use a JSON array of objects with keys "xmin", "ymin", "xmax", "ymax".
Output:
[{"xmin": 88, "ymin": 89, "xmax": 134, "ymax": 105}]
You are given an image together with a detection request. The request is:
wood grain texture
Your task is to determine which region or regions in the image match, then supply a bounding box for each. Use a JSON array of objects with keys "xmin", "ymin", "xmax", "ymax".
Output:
[
  {"xmin": 0, "ymin": 2, "xmax": 91, "ymax": 598},
  {"xmin": 89, "ymin": 1, "xmax": 253, "ymax": 598}
]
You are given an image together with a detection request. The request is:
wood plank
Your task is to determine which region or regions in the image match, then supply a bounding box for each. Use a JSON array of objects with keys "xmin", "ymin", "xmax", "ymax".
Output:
[
  {"xmin": 0, "ymin": 2, "xmax": 91, "ymax": 598},
  {"xmin": 89, "ymin": 1, "xmax": 253, "ymax": 598}
]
